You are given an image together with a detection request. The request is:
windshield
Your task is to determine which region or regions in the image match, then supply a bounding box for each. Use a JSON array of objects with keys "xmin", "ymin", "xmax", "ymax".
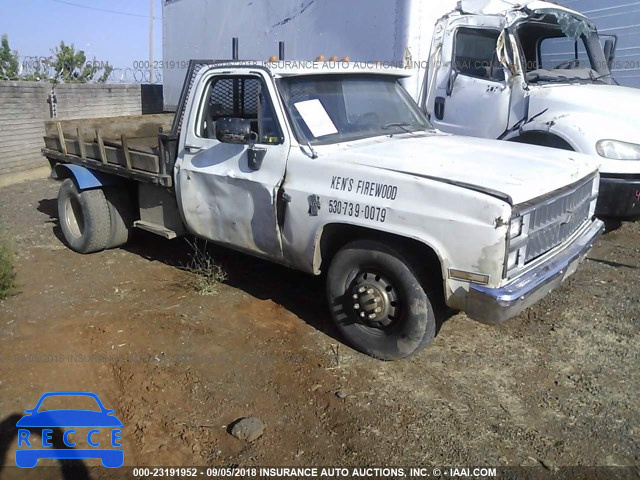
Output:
[
  {"xmin": 278, "ymin": 75, "xmax": 432, "ymax": 145},
  {"xmin": 515, "ymin": 12, "xmax": 612, "ymax": 84}
]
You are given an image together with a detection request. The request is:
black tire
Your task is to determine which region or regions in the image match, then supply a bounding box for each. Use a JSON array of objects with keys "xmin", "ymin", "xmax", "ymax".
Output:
[
  {"xmin": 104, "ymin": 187, "xmax": 134, "ymax": 248},
  {"xmin": 326, "ymin": 239, "xmax": 437, "ymax": 360},
  {"xmin": 57, "ymin": 179, "xmax": 111, "ymax": 254}
]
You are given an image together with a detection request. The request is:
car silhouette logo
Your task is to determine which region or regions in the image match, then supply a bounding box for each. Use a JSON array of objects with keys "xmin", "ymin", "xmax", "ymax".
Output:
[{"xmin": 15, "ymin": 391, "xmax": 124, "ymax": 468}]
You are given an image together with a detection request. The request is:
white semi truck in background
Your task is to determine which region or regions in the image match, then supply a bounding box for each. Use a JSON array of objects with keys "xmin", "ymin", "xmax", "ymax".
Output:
[{"xmin": 163, "ymin": 0, "xmax": 640, "ymax": 218}]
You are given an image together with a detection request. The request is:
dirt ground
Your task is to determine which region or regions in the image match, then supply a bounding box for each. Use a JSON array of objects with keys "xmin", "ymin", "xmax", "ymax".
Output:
[{"xmin": 0, "ymin": 178, "xmax": 638, "ymax": 477}]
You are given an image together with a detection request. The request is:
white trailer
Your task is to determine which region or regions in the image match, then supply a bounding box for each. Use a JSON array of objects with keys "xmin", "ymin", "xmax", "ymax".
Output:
[
  {"xmin": 163, "ymin": 0, "xmax": 640, "ymax": 218},
  {"xmin": 162, "ymin": 0, "xmax": 453, "ymax": 110}
]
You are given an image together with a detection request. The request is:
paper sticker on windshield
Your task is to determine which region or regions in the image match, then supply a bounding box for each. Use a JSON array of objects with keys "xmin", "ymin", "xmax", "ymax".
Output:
[{"xmin": 294, "ymin": 99, "xmax": 338, "ymax": 138}]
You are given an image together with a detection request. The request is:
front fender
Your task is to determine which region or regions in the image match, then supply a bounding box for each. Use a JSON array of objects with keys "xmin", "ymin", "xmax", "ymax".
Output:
[
  {"xmin": 54, "ymin": 164, "xmax": 120, "ymax": 191},
  {"xmin": 506, "ymin": 111, "xmax": 616, "ymax": 155},
  {"xmin": 506, "ymin": 112, "xmax": 640, "ymax": 175}
]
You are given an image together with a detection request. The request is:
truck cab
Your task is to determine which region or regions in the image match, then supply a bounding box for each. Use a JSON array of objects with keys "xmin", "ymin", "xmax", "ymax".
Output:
[{"xmin": 423, "ymin": 0, "xmax": 640, "ymax": 217}]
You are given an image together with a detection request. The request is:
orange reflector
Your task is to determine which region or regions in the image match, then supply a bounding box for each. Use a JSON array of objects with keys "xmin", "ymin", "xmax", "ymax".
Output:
[{"xmin": 315, "ymin": 55, "xmax": 326, "ymax": 61}]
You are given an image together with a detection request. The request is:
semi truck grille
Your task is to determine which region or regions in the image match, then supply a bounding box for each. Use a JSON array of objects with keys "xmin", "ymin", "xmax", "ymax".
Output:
[{"xmin": 525, "ymin": 176, "xmax": 596, "ymax": 263}]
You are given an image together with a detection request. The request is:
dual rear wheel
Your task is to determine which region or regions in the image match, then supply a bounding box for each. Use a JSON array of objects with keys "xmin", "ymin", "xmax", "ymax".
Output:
[{"xmin": 58, "ymin": 179, "xmax": 134, "ymax": 254}]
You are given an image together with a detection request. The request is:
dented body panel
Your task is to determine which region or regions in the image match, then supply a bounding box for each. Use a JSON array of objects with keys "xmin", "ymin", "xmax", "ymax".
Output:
[{"xmin": 175, "ymin": 67, "xmax": 291, "ymax": 260}]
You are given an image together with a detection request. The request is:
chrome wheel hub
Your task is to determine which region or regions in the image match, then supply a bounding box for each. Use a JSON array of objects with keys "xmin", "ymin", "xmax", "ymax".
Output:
[
  {"xmin": 350, "ymin": 271, "xmax": 399, "ymax": 328},
  {"xmin": 64, "ymin": 196, "xmax": 84, "ymax": 239}
]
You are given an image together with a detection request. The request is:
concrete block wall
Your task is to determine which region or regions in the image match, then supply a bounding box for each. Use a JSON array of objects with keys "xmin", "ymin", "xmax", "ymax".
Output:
[
  {"xmin": 0, "ymin": 82, "xmax": 164, "ymax": 181},
  {"xmin": 0, "ymin": 82, "xmax": 50, "ymax": 177}
]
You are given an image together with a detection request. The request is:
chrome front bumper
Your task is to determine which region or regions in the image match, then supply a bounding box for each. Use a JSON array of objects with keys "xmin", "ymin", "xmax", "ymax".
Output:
[{"xmin": 466, "ymin": 219, "xmax": 605, "ymax": 325}]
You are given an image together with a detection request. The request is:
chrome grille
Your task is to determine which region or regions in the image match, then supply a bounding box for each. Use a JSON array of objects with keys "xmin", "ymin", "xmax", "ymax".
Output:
[{"xmin": 525, "ymin": 177, "xmax": 595, "ymax": 263}]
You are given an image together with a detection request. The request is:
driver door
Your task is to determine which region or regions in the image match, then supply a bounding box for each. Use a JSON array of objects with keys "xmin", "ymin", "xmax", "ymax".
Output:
[
  {"xmin": 175, "ymin": 69, "xmax": 289, "ymax": 260},
  {"xmin": 428, "ymin": 17, "xmax": 513, "ymax": 139}
]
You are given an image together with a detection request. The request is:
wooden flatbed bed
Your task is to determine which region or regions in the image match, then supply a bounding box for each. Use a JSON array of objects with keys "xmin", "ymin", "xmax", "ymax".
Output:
[{"xmin": 42, "ymin": 114, "xmax": 178, "ymax": 186}]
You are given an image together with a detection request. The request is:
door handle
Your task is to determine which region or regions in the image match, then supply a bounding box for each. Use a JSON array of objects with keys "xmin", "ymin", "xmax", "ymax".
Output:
[{"xmin": 185, "ymin": 145, "xmax": 203, "ymax": 153}]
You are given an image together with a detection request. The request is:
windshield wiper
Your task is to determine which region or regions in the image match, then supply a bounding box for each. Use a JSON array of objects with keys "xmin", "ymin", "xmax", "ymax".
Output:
[
  {"xmin": 528, "ymin": 75, "xmax": 591, "ymax": 84},
  {"xmin": 590, "ymin": 71, "xmax": 619, "ymax": 85},
  {"xmin": 382, "ymin": 122, "xmax": 417, "ymax": 135}
]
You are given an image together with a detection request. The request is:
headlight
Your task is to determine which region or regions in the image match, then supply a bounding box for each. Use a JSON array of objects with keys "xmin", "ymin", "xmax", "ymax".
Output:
[
  {"xmin": 509, "ymin": 216, "xmax": 523, "ymax": 239},
  {"xmin": 596, "ymin": 140, "xmax": 640, "ymax": 160},
  {"xmin": 507, "ymin": 250, "xmax": 520, "ymax": 270},
  {"xmin": 505, "ymin": 214, "xmax": 527, "ymax": 276}
]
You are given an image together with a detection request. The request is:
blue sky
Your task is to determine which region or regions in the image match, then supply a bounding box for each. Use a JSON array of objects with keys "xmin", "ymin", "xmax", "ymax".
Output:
[{"xmin": 1, "ymin": 0, "xmax": 162, "ymax": 69}]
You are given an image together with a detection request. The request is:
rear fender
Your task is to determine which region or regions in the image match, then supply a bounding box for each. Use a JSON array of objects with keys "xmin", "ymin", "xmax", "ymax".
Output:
[{"xmin": 54, "ymin": 164, "xmax": 120, "ymax": 191}]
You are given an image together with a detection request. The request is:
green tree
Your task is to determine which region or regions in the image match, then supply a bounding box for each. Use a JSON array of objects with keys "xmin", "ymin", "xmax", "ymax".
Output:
[
  {"xmin": 50, "ymin": 41, "xmax": 112, "ymax": 83},
  {"xmin": 21, "ymin": 56, "xmax": 52, "ymax": 82},
  {"xmin": 96, "ymin": 62, "xmax": 114, "ymax": 83},
  {"xmin": 0, "ymin": 34, "xmax": 20, "ymax": 80}
]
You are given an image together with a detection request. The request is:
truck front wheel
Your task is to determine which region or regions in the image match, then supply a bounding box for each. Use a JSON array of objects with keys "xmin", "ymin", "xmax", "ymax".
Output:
[
  {"xmin": 326, "ymin": 239, "xmax": 437, "ymax": 360},
  {"xmin": 58, "ymin": 179, "xmax": 111, "ymax": 254}
]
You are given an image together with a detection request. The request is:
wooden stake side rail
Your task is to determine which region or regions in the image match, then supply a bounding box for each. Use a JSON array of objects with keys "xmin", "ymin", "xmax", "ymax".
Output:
[
  {"xmin": 42, "ymin": 120, "xmax": 173, "ymax": 187},
  {"xmin": 42, "ymin": 148, "xmax": 172, "ymax": 186}
]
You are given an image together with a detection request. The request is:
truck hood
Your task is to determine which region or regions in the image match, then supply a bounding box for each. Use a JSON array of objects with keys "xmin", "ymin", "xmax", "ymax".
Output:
[
  {"xmin": 318, "ymin": 134, "xmax": 597, "ymax": 205},
  {"xmin": 529, "ymin": 84, "xmax": 640, "ymax": 140}
]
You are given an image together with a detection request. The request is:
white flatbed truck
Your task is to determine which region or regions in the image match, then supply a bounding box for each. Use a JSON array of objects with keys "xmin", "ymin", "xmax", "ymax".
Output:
[{"xmin": 43, "ymin": 61, "xmax": 604, "ymax": 360}]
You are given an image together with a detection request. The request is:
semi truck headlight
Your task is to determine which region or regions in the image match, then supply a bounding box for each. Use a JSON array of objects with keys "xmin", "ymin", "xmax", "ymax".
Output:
[{"xmin": 596, "ymin": 140, "xmax": 640, "ymax": 160}]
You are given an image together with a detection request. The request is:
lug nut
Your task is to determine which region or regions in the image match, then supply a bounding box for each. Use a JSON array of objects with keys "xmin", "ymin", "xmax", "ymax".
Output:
[
  {"xmin": 352, "ymin": 294, "xmax": 358, "ymax": 300},
  {"xmin": 358, "ymin": 287, "xmax": 366, "ymax": 293},
  {"xmin": 360, "ymin": 312, "xmax": 366, "ymax": 318},
  {"xmin": 368, "ymin": 314, "xmax": 376, "ymax": 320},
  {"xmin": 353, "ymin": 304, "xmax": 360, "ymax": 310},
  {"xmin": 367, "ymin": 289, "xmax": 374, "ymax": 294},
  {"xmin": 375, "ymin": 307, "xmax": 382, "ymax": 313}
]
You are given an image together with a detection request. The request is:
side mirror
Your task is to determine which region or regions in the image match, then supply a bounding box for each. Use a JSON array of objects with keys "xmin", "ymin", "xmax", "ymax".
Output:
[
  {"xmin": 603, "ymin": 38, "xmax": 616, "ymax": 69},
  {"xmin": 215, "ymin": 117, "xmax": 252, "ymax": 144},
  {"xmin": 247, "ymin": 132, "xmax": 267, "ymax": 171}
]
